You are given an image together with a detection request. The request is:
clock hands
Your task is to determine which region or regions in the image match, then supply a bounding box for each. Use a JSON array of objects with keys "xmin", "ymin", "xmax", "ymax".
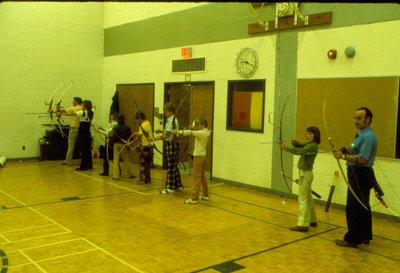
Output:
[{"xmin": 241, "ymin": 60, "xmax": 255, "ymax": 67}]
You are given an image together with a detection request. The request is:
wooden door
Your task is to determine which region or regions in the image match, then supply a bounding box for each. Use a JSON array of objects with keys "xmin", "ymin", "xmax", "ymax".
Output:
[
  {"xmin": 116, "ymin": 84, "xmax": 154, "ymax": 164},
  {"xmin": 166, "ymin": 82, "xmax": 214, "ymax": 177},
  {"xmin": 189, "ymin": 83, "xmax": 214, "ymax": 175}
]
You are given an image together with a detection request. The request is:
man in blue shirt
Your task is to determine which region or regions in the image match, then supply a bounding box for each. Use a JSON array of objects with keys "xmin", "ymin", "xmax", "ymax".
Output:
[{"xmin": 333, "ymin": 107, "xmax": 377, "ymax": 247}]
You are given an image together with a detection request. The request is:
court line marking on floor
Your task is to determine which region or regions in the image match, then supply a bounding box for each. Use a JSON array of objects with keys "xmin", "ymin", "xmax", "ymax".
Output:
[
  {"xmin": 1, "ymin": 224, "xmax": 57, "ymax": 234},
  {"xmin": 9, "ymin": 248, "xmax": 97, "ymax": 270},
  {"xmin": 8, "ymin": 236, "xmax": 145, "ymax": 272},
  {"xmin": 0, "ymin": 190, "xmax": 154, "ymax": 211},
  {"xmin": 8, "ymin": 238, "xmax": 85, "ymax": 253},
  {"xmin": 19, "ymin": 251, "xmax": 47, "ymax": 273},
  {"xmin": 0, "ymin": 190, "xmax": 72, "ymax": 233},
  {"xmin": 317, "ymin": 235, "xmax": 400, "ymax": 262},
  {"xmin": 191, "ymin": 227, "xmax": 340, "ymax": 273},
  {"xmin": 0, "ymin": 231, "xmax": 71, "ymax": 245},
  {"xmin": 81, "ymin": 237, "xmax": 146, "ymax": 273},
  {"xmin": 1, "ymin": 224, "xmax": 66, "ymax": 245},
  {"xmin": 0, "ymin": 233, "xmax": 9, "ymax": 243},
  {"xmin": 73, "ymin": 171, "xmax": 151, "ymax": 195},
  {"xmin": 8, "ymin": 239, "xmax": 95, "ymax": 270}
]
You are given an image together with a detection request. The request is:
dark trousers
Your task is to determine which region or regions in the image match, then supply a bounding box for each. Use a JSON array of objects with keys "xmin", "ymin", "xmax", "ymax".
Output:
[
  {"xmin": 79, "ymin": 133, "xmax": 92, "ymax": 169},
  {"xmin": 140, "ymin": 146, "xmax": 153, "ymax": 183},
  {"xmin": 344, "ymin": 166, "xmax": 373, "ymax": 244},
  {"xmin": 99, "ymin": 142, "xmax": 113, "ymax": 174},
  {"xmin": 99, "ymin": 143, "xmax": 121, "ymax": 175}
]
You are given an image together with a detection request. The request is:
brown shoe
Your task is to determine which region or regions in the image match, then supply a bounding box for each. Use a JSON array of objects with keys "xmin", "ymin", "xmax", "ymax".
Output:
[
  {"xmin": 335, "ymin": 239, "xmax": 358, "ymax": 248},
  {"xmin": 290, "ymin": 226, "xmax": 309, "ymax": 232},
  {"xmin": 310, "ymin": 222, "xmax": 317, "ymax": 227}
]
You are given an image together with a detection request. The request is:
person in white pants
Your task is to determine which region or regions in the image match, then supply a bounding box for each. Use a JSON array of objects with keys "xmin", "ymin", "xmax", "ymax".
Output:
[{"xmin": 279, "ymin": 126, "xmax": 320, "ymax": 232}]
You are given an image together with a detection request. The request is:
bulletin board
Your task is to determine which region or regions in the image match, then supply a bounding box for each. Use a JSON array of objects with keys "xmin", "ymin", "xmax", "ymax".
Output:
[{"xmin": 296, "ymin": 77, "xmax": 399, "ymax": 158}]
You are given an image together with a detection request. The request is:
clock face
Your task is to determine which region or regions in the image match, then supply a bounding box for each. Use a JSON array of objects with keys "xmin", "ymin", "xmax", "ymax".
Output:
[{"xmin": 236, "ymin": 48, "xmax": 258, "ymax": 78}]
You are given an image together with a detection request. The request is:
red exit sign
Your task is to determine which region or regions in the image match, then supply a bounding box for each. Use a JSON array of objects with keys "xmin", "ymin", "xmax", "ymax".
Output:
[{"xmin": 181, "ymin": 47, "xmax": 192, "ymax": 59}]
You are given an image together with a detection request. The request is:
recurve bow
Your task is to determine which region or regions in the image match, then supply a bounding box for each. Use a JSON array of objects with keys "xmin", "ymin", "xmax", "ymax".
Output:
[
  {"xmin": 55, "ymin": 80, "xmax": 74, "ymax": 138},
  {"xmin": 279, "ymin": 95, "xmax": 292, "ymax": 193},
  {"xmin": 322, "ymin": 100, "xmax": 368, "ymax": 211}
]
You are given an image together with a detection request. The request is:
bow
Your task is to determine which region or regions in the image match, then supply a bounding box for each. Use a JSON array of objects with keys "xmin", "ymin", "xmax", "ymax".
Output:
[
  {"xmin": 55, "ymin": 80, "xmax": 74, "ymax": 138},
  {"xmin": 279, "ymin": 95, "xmax": 292, "ymax": 193},
  {"xmin": 322, "ymin": 100, "xmax": 368, "ymax": 211},
  {"xmin": 47, "ymin": 81, "xmax": 65, "ymax": 135},
  {"xmin": 106, "ymin": 130, "xmax": 111, "ymax": 168},
  {"xmin": 172, "ymin": 85, "xmax": 190, "ymax": 132},
  {"xmin": 114, "ymin": 130, "xmax": 138, "ymax": 159},
  {"xmin": 171, "ymin": 86, "xmax": 191, "ymax": 165},
  {"xmin": 115, "ymin": 99, "xmax": 143, "ymax": 160},
  {"xmin": 125, "ymin": 99, "xmax": 141, "ymax": 146}
]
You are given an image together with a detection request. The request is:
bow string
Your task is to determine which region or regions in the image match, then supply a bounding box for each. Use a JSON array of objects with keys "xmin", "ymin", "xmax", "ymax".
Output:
[
  {"xmin": 47, "ymin": 81, "xmax": 66, "ymax": 136},
  {"xmin": 322, "ymin": 99, "xmax": 368, "ymax": 211},
  {"xmin": 55, "ymin": 80, "xmax": 74, "ymax": 138},
  {"xmin": 279, "ymin": 95, "xmax": 293, "ymax": 193}
]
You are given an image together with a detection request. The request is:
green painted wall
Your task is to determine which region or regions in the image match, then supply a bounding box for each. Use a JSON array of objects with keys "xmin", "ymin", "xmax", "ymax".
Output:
[
  {"xmin": 104, "ymin": 3, "xmax": 253, "ymax": 56},
  {"xmin": 104, "ymin": 3, "xmax": 400, "ymax": 57}
]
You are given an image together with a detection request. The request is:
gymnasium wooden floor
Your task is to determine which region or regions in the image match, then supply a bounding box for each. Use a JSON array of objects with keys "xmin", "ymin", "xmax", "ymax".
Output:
[{"xmin": 1, "ymin": 159, "xmax": 400, "ymax": 273}]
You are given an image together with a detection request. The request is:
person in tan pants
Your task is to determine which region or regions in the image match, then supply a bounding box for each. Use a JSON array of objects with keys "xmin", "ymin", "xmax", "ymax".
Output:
[
  {"xmin": 173, "ymin": 117, "xmax": 211, "ymax": 204},
  {"xmin": 61, "ymin": 97, "xmax": 82, "ymax": 165}
]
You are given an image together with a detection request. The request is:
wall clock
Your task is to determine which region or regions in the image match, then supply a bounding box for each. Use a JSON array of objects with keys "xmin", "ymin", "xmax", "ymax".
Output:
[{"xmin": 236, "ymin": 47, "xmax": 258, "ymax": 78}]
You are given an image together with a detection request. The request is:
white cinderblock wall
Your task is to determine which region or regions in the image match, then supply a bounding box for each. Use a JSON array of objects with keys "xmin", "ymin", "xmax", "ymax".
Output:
[
  {"xmin": 0, "ymin": 2, "xmax": 104, "ymax": 158},
  {"xmin": 103, "ymin": 37, "xmax": 277, "ymax": 189}
]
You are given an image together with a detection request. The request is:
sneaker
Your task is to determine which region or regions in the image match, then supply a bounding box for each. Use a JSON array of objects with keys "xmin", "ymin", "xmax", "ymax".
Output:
[
  {"xmin": 184, "ymin": 199, "xmax": 198, "ymax": 204},
  {"xmin": 199, "ymin": 196, "xmax": 209, "ymax": 201},
  {"xmin": 160, "ymin": 188, "xmax": 174, "ymax": 194},
  {"xmin": 290, "ymin": 226, "xmax": 309, "ymax": 232}
]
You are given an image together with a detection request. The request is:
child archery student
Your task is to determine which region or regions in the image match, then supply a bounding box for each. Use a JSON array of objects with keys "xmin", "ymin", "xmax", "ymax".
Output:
[
  {"xmin": 279, "ymin": 126, "xmax": 321, "ymax": 231},
  {"xmin": 173, "ymin": 117, "xmax": 211, "ymax": 204},
  {"xmin": 96, "ymin": 110, "xmax": 118, "ymax": 176}
]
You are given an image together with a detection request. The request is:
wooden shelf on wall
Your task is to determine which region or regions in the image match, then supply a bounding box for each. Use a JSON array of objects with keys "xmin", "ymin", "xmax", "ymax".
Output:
[{"xmin": 248, "ymin": 11, "xmax": 332, "ymax": 34}]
